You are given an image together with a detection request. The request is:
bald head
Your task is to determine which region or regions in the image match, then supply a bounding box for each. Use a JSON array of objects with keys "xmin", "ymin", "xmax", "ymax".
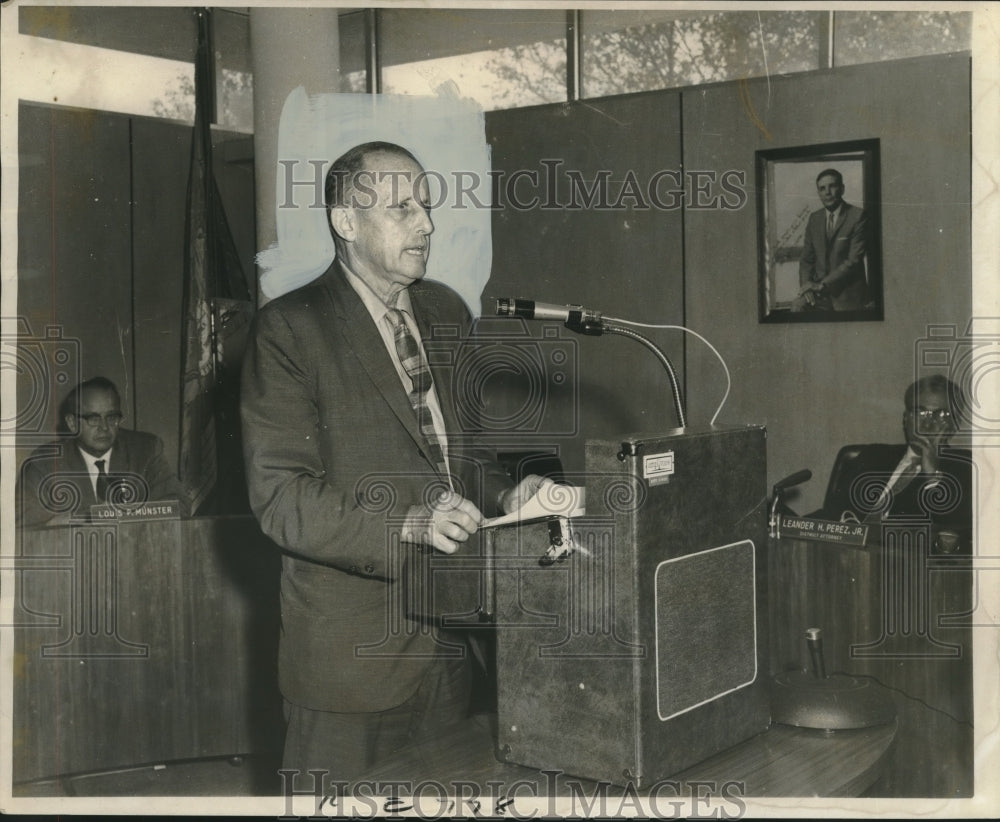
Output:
[{"xmin": 325, "ymin": 142, "xmax": 434, "ymax": 304}]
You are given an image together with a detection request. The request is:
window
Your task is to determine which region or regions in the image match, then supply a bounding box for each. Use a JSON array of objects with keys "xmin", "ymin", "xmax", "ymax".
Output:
[
  {"xmin": 581, "ymin": 10, "xmax": 823, "ymax": 98},
  {"xmin": 14, "ymin": 5, "xmax": 255, "ymax": 132},
  {"xmin": 12, "ymin": 8, "xmax": 973, "ymax": 126},
  {"xmin": 17, "ymin": 5, "xmax": 197, "ymax": 123},
  {"xmin": 379, "ymin": 9, "xmax": 567, "ymax": 110},
  {"xmin": 833, "ymin": 11, "xmax": 971, "ymax": 66},
  {"xmin": 339, "ymin": 10, "xmax": 367, "ymax": 92},
  {"xmin": 213, "ymin": 8, "xmax": 254, "ymax": 133}
]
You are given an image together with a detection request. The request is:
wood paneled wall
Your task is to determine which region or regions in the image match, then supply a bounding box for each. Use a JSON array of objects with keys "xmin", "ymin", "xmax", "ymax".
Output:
[
  {"xmin": 682, "ymin": 52, "xmax": 973, "ymax": 515},
  {"xmin": 484, "ymin": 92, "xmax": 686, "ymax": 474}
]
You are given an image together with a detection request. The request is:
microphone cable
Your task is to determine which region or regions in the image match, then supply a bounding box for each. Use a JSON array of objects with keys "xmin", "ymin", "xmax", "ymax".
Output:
[{"xmin": 603, "ymin": 317, "xmax": 732, "ymax": 427}]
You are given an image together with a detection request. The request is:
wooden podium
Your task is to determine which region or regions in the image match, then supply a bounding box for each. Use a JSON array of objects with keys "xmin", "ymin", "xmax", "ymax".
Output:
[{"xmin": 431, "ymin": 426, "xmax": 772, "ymax": 787}]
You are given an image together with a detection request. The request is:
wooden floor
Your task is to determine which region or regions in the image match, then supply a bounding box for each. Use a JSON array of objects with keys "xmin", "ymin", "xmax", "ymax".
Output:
[
  {"xmin": 14, "ymin": 754, "xmax": 283, "ymax": 797},
  {"xmin": 16, "ymin": 710, "xmax": 898, "ymax": 800}
]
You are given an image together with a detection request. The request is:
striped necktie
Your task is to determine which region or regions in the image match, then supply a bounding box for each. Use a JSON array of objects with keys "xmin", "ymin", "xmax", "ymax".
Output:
[{"xmin": 384, "ymin": 308, "xmax": 450, "ymax": 479}]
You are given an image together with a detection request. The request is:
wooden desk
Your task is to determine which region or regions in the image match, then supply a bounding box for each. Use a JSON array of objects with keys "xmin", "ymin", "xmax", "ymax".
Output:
[
  {"xmin": 12, "ymin": 517, "xmax": 284, "ymax": 783},
  {"xmin": 768, "ymin": 532, "xmax": 973, "ymax": 797},
  {"xmin": 361, "ymin": 713, "xmax": 897, "ymax": 799}
]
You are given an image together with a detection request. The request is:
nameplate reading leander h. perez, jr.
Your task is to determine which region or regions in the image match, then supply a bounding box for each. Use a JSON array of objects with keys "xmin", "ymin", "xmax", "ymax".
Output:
[
  {"xmin": 778, "ymin": 514, "xmax": 869, "ymax": 546},
  {"xmin": 89, "ymin": 499, "xmax": 182, "ymax": 522}
]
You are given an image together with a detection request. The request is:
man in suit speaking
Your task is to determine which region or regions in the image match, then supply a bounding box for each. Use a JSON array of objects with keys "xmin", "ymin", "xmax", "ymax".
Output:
[
  {"xmin": 794, "ymin": 167, "xmax": 870, "ymax": 312},
  {"xmin": 241, "ymin": 142, "xmax": 546, "ymax": 779},
  {"xmin": 16, "ymin": 376, "xmax": 185, "ymax": 527}
]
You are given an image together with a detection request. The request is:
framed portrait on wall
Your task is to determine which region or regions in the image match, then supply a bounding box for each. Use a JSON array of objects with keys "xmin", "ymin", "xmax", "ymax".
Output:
[{"xmin": 756, "ymin": 139, "xmax": 883, "ymax": 323}]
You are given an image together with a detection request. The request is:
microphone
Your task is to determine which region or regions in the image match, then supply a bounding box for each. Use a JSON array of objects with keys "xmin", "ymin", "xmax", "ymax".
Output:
[
  {"xmin": 496, "ymin": 297, "xmax": 685, "ymax": 426},
  {"xmin": 772, "ymin": 469, "xmax": 812, "ymax": 493},
  {"xmin": 769, "ymin": 469, "xmax": 812, "ymax": 538},
  {"xmin": 495, "ymin": 298, "xmax": 602, "ymax": 325}
]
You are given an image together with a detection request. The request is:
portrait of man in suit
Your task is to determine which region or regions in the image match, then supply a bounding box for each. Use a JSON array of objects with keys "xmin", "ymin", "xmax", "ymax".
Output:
[
  {"xmin": 793, "ymin": 167, "xmax": 871, "ymax": 312},
  {"xmin": 240, "ymin": 141, "xmax": 546, "ymax": 780},
  {"xmin": 15, "ymin": 376, "xmax": 186, "ymax": 527}
]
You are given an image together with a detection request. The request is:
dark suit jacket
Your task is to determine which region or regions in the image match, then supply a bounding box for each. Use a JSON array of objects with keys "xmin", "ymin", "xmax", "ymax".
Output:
[
  {"xmin": 16, "ymin": 428, "xmax": 184, "ymax": 528},
  {"xmin": 816, "ymin": 443, "xmax": 973, "ymax": 541},
  {"xmin": 240, "ymin": 262, "xmax": 512, "ymax": 714},
  {"xmin": 799, "ymin": 202, "xmax": 870, "ymax": 311}
]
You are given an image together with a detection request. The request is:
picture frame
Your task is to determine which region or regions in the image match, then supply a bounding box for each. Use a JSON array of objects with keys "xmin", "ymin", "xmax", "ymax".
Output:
[{"xmin": 756, "ymin": 139, "xmax": 883, "ymax": 323}]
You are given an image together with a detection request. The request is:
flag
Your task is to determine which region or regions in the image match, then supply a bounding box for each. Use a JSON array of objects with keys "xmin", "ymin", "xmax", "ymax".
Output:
[
  {"xmin": 178, "ymin": 8, "xmax": 219, "ymax": 515},
  {"xmin": 179, "ymin": 9, "xmax": 255, "ymax": 515}
]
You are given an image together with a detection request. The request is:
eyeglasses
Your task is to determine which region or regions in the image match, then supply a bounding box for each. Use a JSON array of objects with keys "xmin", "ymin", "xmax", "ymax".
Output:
[
  {"xmin": 76, "ymin": 413, "xmax": 124, "ymax": 428},
  {"xmin": 911, "ymin": 408, "xmax": 953, "ymax": 423}
]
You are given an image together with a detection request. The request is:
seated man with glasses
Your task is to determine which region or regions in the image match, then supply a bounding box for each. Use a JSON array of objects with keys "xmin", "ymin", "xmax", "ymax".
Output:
[
  {"xmin": 817, "ymin": 374, "xmax": 973, "ymax": 550},
  {"xmin": 16, "ymin": 376, "xmax": 186, "ymax": 527}
]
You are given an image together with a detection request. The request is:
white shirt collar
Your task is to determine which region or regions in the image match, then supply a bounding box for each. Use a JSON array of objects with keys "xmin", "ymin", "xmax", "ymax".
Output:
[
  {"xmin": 341, "ymin": 262, "xmax": 414, "ymax": 323},
  {"xmin": 78, "ymin": 445, "xmax": 113, "ymax": 470}
]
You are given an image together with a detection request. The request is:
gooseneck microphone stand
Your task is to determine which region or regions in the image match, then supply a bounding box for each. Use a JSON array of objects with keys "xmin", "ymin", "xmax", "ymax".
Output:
[{"xmin": 564, "ymin": 313, "xmax": 687, "ymax": 430}]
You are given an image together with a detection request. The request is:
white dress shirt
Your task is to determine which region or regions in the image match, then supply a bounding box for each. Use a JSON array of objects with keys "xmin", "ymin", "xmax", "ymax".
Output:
[
  {"xmin": 884, "ymin": 446, "xmax": 921, "ymax": 491},
  {"xmin": 78, "ymin": 445, "xmax": 113, "ymax": 498},
  {"xmin": 869, "ymin": 446, "xmax": 939, "ymax": 518}
]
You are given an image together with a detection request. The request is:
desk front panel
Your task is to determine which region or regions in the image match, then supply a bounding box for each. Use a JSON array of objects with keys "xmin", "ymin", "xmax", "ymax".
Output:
[
  {"xmin": 768, "ymin": 532, "xmax": 973, "ymax": 797},
  {"xmin": 12, "ymin": 517, "xmax": 282, "ymax": 783}
]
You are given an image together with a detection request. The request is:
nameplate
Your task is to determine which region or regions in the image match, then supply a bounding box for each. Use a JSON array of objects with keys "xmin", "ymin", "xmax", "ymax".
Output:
[
  {"xmin": 89, "ymin": 499, "xmax": 182, "ymax": 522},
  {"xmin": 777, "ymin": 515, "xmax": 869, "ymax": 546}
]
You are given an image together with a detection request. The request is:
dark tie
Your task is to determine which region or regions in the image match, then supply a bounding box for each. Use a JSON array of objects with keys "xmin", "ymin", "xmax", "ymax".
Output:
[
  {"xmin": 95, "ymin": 459, "xmax": 110, "ymax": 502},
  {"xmin": 826, "ymin": 211, "xmax": 836, "ymax": 239},
  {"xmin": 384, "ymin": 308, "xmax": 450, "ymax": 478}
]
